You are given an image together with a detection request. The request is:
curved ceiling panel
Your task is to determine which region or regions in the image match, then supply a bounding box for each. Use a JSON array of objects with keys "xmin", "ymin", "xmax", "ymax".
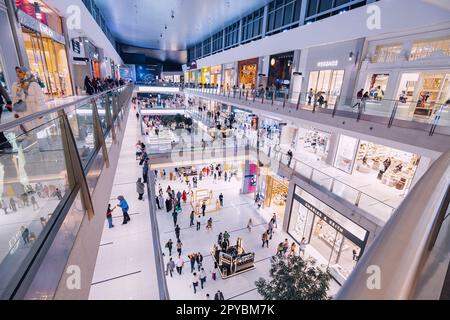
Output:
[{"xmin": 94, "ymin": 0, "xmax": 271, "ymax": 51}]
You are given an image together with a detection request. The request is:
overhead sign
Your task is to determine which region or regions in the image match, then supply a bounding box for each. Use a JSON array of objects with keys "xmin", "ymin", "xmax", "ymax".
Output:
[
  {"xmin": 317, "ymin": 60, "xmax": 339, "ymax": 68},
  {"xmin": 72, "ymin": 39, "xmax": 81, "ymax": 54},
  {"xmin": 190, "ymin": 61, "xmax": 198, "ymax": 70},
  {"xmin": 17, "ymin": 9, "xmax": 65, "ymax": 45}
]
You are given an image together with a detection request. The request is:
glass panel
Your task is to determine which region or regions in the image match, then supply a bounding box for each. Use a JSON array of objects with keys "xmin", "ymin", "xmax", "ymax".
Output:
[
  {"xmin": 66, "ymin": 104, "xmax": 96, "ymax": 166},
  {"xmin": 0, "ymin": 117, "xmax": 68, "ymax": 297},
  {"xmin": 331, "ymin": 180, "xmax": 359, "ymax": 205},
  {"xmin": 358, "ymin": 193, "xmax": 393, "ymax": 222}
]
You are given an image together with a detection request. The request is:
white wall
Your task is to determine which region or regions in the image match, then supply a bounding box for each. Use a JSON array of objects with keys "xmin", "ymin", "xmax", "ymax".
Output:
[
  {"xmin": 195, "ymin": 0, "xmax": 450, "ymax": 69},
  {"xmin": 45, "ymin": 0, "xmax": 122, "ymax": 65}
]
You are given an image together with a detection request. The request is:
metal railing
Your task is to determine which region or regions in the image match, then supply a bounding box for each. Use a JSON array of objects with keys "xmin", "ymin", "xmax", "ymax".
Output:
[
  {"xmin": 185, "ymin": 87, "xmax": 450, "ymax": 136},
  {"xmin": 144, "ymin": 109, "xmax": 396, "ymax": 222},
  {"xmin": 0, "ymin": 84, "xmax": 134, "ymax": 299},
  {"xmin": 336, "ymin": 150, "xmax": 450, "ymax": 300}
]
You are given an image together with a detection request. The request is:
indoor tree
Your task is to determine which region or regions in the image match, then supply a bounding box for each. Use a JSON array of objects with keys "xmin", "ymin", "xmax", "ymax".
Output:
[{"xmin": 255, "ymin": 255, "xmax": 331, "ymax": 300}]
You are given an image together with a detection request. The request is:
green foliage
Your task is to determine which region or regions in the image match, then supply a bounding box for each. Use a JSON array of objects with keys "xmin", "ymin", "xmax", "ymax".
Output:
[{"xmin": 255, "ymin": 255, "xmax": 331, "ymax": 300}]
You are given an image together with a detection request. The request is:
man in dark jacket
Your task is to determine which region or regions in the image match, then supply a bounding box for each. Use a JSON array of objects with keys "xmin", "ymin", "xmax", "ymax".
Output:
[{"xmin": 214, "ymin": 290, "xmax": 225, "ymax": 300}]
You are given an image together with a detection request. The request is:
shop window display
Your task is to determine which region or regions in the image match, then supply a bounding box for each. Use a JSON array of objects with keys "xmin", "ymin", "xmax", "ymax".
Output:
[
  {"xmin": 355, "ymin": 141, "xmax": 420, "ymax": 192},
  {"xmin": 297, "ymin": 128, "xmax": 330, "ymax": 160},
  {"xmin": 239, "ymin": 64, "xmax": 257, "ymax": 89},
  {"xmin": 365, "ymin": 74, "xmax": 389, "ymax": 101},
  {"xmin": 288, "ymin": 186, "xmax": 368, "ymax": 284}
]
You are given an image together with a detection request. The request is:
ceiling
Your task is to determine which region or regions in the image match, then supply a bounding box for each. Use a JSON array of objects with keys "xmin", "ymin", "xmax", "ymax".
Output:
[{"xmin": 94, "ymin": 0, "xmax": 271, "ymax": 52}]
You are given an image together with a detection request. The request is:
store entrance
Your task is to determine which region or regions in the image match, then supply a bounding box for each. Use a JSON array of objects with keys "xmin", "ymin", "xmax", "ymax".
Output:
[
  {"xmin": 262, "ymin": 175, "xmax": 288, "ymax": 222},
  {"xmin": 308, "ymin": 70, "xmax": 345, "ymax": 107},
  {"xmin": 22, "ymin": 28, "xmax": 72, "ymax": 98}
]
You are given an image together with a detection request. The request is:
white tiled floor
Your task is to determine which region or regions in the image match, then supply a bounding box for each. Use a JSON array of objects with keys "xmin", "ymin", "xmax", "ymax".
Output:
[
  {"xmin": 89, "ymin": 100, "xmax": 160, "ymax": 300},
  {"xmin": 155, "ymin": 171, "xmax": 341, "ymax": 300}
]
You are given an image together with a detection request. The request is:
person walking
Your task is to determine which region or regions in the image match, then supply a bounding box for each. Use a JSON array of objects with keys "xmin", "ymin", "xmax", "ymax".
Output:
[
  {"xmin": 219, "ymin": 193, "xmax": 224, "ymax": 207},
  {"xmin": 175, "ymin": 225, "xmax": 181, "ymax": 240},
  {"xmin": 196, "ymin": 215, "xmax": 202, "ymax": 231},
  {"xmin": 352, "ymin": 89, "xmax": 364, "ymax": 109},
  {"xmin": 136, "ymin": 178, "xmax": 145, "ymax": 200},
  {"xmin": 106, "ymin": 204, "xmax": 115, "ymax": 229},
  {"xmin": 190, "ymin": 210, "xmax": 195, "ymax": 227},
  {"xmin": 189, "ymin": 254, "xmax": 197, "ymax": 273},
  {"xmin": 289, "ymin": 242, "xmax": 297, "ymax": 256},
  {"xmin": 182, "ymin": 190, "xmax": 187, "ymax": 203},
  {"xmin": 177, "ymin": 191, "xmax": 182, "ymax": 203},
  {"xmin": 191, "ymin": 273, "xmax": 200, "ymax": 294},
  {"xmin": 201, "ymin": 201, "xmax": 206, "ymax": 216},
  {"xmin": 21, "ymin": 226, "xmax": 30, "ymax": 245},
  {"xmin": 176, "ymin": 255, "xmax": 184, "ymax": 275},
  {"xmin": 143, "ymin": 160, "xmax": 149, "ymax": 184},
  {"xmin": 199, "ymin": 268, "xmax": 207, "ymax": 289},
  {"xmin": 166, "ymin": 258, "xmax": 175, "ymax": 278},
  {"xmin": 218, "ymin": 232, "xmax": 223, "ymax": 246},
  {"xmin": 165, "ymin": 239, "xmax": 173, "ymax": 256},
  {"xmin": 156, "ymin": 196, "xmax": 161, "ymax": 210},
  {"xmin": 276, "ymin": 243, "xmax": 284, "ymax": 258},
  {"xmin": 307, "ymin": 88, "xmax": 314, "ymax": 105},
  {"xmin": 31, "ymin": 195, "xmax": 39, "ymax": 210},
  {"xmin": 262, "ymin": 231, "xmax": 269, "ymax": 248},
  {"xmin": 117, "ymin": 196, "xmax": 130, "ymax": 225},
  {"xmin": 206, "ymin": 217, "xmax": 213, "ymax": 231},
  {"xmin": 271, "ymin": 213, "xmax": 278, "ymax": 228},
  {"xmin": 282, "ymin": 239, "xmax": 289, "ymax": 255},
  {"xmin": 196, "ymin": 252, "xmax": 203, "ymax": 271},
  {"xmin": 9, "ymin": 198, "xmax": 17, "ymax": 212},
  {"xmin": 247, "ymin": 218, "xmax": 253, "ymax": 232},
  {"xmin": 214, "ymin": 290, "xmax": 225, "ymax": 300},
  {"xmin": 268, "ymin": 220, "xmax": 274, "ymax": 240},
  {"xmin": 299, "ymin": 237, "xmax": 307, "ymax": 257},
  {"xmin": 223, "ymin": 231, "xmax": 230, "ymax": 247},
  {"xmin": 172, "ymin": 208, "xmax": 178, "ymax": 227},
  {"xmin": 176, "ymin": 239, "xmax": 183, "ymax": 256}
]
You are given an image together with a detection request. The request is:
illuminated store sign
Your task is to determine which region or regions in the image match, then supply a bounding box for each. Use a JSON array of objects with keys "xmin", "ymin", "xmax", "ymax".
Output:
[
  {"xmin": 17, "ymin": 9, "xmax": 65, "ymax": 44},
  {"xmin": 317, "ymin": 60, "xmax": 339, "ymax": 68}
]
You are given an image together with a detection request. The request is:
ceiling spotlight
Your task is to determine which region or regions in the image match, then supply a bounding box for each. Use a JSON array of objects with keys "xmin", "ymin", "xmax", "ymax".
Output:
[
  {"xmin": 165, "ymin": 24, "xmax": 168, "ymax": 30},
  {"xmin": 171, "ymin": 10, "xmax": 175, "ymax": 19},
  {"xmin": 160, "ymin": 34, "xmax": 163, "ymax": 38}
]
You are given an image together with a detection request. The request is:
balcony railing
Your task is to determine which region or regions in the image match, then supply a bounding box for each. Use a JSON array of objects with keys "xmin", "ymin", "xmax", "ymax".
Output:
[
  {"xmin": 184, "ymin": 86, "xmax": 450, "ymax": 136},
  {"xmin": 0, "ymin": 84, "xmax": 133, "ymax": 299}
]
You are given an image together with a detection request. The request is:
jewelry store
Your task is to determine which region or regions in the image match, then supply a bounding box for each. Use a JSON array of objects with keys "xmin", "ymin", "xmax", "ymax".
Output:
[
  {"xmin": 238, "ymin": 58, "xmax": 259, "ymax": 89},
  {"xmin": 16, "ymin": 1, "xmax": 73, "ymax": 97},
  {"xmin": 288, "ymin": 185, "xmax": 369, "ymax": 284}
]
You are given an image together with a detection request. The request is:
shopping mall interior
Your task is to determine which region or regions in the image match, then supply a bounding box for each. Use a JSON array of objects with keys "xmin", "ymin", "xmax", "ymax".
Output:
[{"xmin": 0, "ymin": 0, "xmax": 449, "ymax": 304}]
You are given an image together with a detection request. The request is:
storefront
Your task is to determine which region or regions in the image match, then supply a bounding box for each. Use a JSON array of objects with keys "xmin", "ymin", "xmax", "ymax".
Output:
[
  {"xmin": 259, "ymin": 174, "xmax": 289, "ymax": 222},
  {"xmin": 210, "ymin": 65, "xmax": 222, "ymax": 87},
  {"xmin": 201, "ymin": 67, "xmax": 210, "ymax": 85},
  {"xmin": 354, "ymin": 140, "xmax": 420, "ymax": 192},
  {"xmin": 333, "ymin": 134, "xmax": 421, "ymax": 191},
  {"xmin": 288, "ymin": 185, "xmax": 369, "ymax": 284},
  {"xmin": 16, "ymin": 2, "xmax": 73, "ymax": 97},
  {"xmin": 223, "ymin": 63, "xmax": 235, "ymax": 91},
  {"xmin": 238, "ymin": 58, "xmax": 259, "ymax": 89},
  {"xmin": 299, "ymin": 39, "xmax": 364, "ymax": 107},
  {"xmin": 334, "ymin": 135, "xmax": 360, "ymax": 174},
  {"xmin": 364, "ymin": 73, "xmax": 389, "ymax": 100},
  {"xmin": 296, "ymin": 127, "xmax": 332, "ymax": 161},
  {"xmin": 395, "ymin": 72, "xmax": 450, "ymax": 117},
  {"xmin": 268, "ymin": 51, "xmax": 294, "ymax": 92}
]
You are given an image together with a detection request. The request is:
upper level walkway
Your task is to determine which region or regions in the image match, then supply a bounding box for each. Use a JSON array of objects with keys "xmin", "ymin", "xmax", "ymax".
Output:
[{"xmin": 184, "ymin": 88, "xmax": 450, "ymax": 156}]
